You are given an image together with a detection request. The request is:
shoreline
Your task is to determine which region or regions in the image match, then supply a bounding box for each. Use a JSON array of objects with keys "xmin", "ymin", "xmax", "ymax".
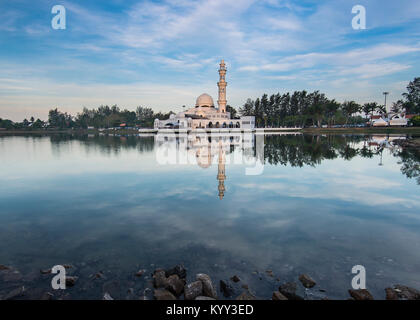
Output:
[
  {"xmin": 1, "ymin": 263, "xmax": 419, "ymax": 300},
  {"xmin": 1, "ymin": 127, "xmax": 420, "ymax": 135}
]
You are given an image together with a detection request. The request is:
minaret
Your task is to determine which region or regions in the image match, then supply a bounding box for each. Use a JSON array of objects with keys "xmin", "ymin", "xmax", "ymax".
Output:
[
  {"xmin": 217, "ymin": 60, "xmax": 227, "ymax": 113},
  {"xmin": 217, "ymin": 140, "xmax": 226, "ymax": 200}
]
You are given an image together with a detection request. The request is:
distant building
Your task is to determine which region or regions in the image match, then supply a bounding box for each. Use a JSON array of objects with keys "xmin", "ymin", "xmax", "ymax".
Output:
[
  {"xmin": 154, "ymin": 60, "xmax": 255, "ymax": 131},
  {"xmin": 370, "ymin": 112, "xmax": 409, "ymax": 127}
]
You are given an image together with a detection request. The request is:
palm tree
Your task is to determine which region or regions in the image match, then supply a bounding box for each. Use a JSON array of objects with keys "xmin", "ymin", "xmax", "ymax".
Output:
[{"xmin": 341, "ymin": 101, "xmax": 361, "ymax": 126}]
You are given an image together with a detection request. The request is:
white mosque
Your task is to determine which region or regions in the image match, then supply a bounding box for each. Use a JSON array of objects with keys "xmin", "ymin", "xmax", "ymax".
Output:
[{"xmin": 154, "ymin": 60, "xmax": 255, "ymax": 131}]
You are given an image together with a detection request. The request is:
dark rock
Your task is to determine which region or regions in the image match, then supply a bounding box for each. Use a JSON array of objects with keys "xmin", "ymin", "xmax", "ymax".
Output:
[
  {"xmin": 165, "ymin": 265, "xmax": 187, "ymax": 279},
  {"xmin": 236, "ymin": 291, "xmax": 256, "ymax": 300},
  {"xmin": 153, "ymin": 269, "xmax": 168, "ymax": 288},
  {"xmin": 184, "ymin": 281, "xmax": 203, "ymax": 300},
  {"xmin": 138, "ymin": 288, "xmax": 154, "ymax": 300},
  {"xmin": 166, "ymin": 274, "xmax": 185, "ymax": 297},
  {"xmin": 197, "ymin": 273, "xmax": 217, "ymax": 299},
  {"xmin": 3, "ymin": 286, "xmax": 25, "ymax": 300},
  {"xmin": 299, "ymin": 274, "xmax": 316, "ymax": 288},
  {"xmin": 279, "ymin": 282, "xmax": 303, "ymax": 300},
  {"xmin": 241, "ymin": 284, "xmax": 249, "ymax": 290},
  {"xmin": 385, "ymin": 288, "xmax": 399, "ymax": 300},
  {"xmin": 266, "ymin": 270, "xmax": 274, "ymax": 277},
  {"xmin": 0, "ymin": 265, "xmax": 10, "ymax": 270},
  {"xmin": 272, "ymin": 291, "xmax": 288, "ymax": 300},
  {"xmin": 40, "ymin": 269, "xmax": 52, "ymax": 274},
  {"xmin": 65, "ymin": 276, "xmax": 78, "ymax": 287},
  {"xmin": 93, "ymin": 271, "xmax": 104, "ymax": 279},
  {"xmin": 348, "ymin": 289, "xmax": 374, "ymax": 300},
  {"xmin": 154, "ymin": 289, "xmax": 176, "ymax": 300},
  {"xmin": 393, "ymin": 285, "xmax": 420, "ymax": 300},
  {"xmin": 195, "ymin": 296, "xmax": 216, "ymax": 300},
  {"xmin": 220, "ymin": 280, "xmax": 235, "ymax": 297},
  {"xmin": 103, "ymin": 292, "xmax": 114, "ymax": 300},
  {"xmin": 230, "ymin": 275, "xmax": 241, "ymax": 283}
]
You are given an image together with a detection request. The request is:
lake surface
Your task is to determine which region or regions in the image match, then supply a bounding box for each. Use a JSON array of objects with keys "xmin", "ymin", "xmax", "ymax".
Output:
[{"xmin": 0, "ymin": 133, "xmax": 419, "ymax": 300}]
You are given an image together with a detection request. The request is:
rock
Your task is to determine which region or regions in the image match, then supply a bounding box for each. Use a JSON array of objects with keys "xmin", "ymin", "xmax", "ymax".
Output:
[
  {"xmin": 94, "ymin": 271, "xmax": 104, "ymax": 279},
  {"xmin": 3, "ymin": 286, "xmax": 25, "ymax": 300},
  {"xmin": 197, "ymin": 273, "xmax": 218, "ymax": 299},
  {"xmin": 230, "ymin": 275, "xmax": 241, "ymax": 283},
  {"xmin": 154, "ymin": 289, "xmax": 176, "ymax": 300},
  {"xmin": 236, "ymin": 291, "xmax": 256, "ymax": 300},
  {"xmin": 65, "ymin": 276, "xmax": 78, "ymax": 287},
  {"xmin": 348, "ymin": 289, "xmax": 374, "ymax": 300},
  {"xmin": 142, "ymin": 288, "xmax": 154, "ymax": 301},
  {"xmin": 298, "ymin": 274, "xmax": 316, "ymax": 288},
  {"xmin": 166, "ymin": 275, "xmax": 185, "ymax": 297},
  {"xmin": 153, "ymin": 269, "xmax": 168, "ymax": 288},
  {"xmin": 135, "ymin": 269, "xmax": 146, "ymax": 277},
  {"xmin": 40, "ymin": 292, "xmax": 54, "ymax": 300},
  {"xmin": 385, "ymin": 288, "xmax": 399, "ymax": 300},
  {"xmin": 242, "ymin": 284, "xmax": 249, "ymax": 290},
  {"xmin": 40, "ymin": 269, "xmax": 52, "ymax": 274},
  {"xmin": 195, "ymin": 296, "xmax": 216, "ymax": 300},
  {"xmin": 184, "ymin": 281, "xmax": 203, "ymax": 300},
  {"xmin": 393, "ymin": 285, "xmax": 420, "ymax": 300},
  {"xmin": 279, "ymin": 282, "xmax": 303, "ymax": 300},
  {"xmin": 165, "ymin": 265, "xmax": 187, "ymax": 279},
  {"xmin": 220, "ymin": 280, "xmax": 235, "ymax": 298},
  {"xmin": 272, "ymin": 291, "xmax": 288, "ymax": 300},
  {"xmin": 103, "ymin": 292, "xmax": 114, "ymax": 300},
  {"xmin": 0, "ymin": 265, "xmax": 10, "ymax": 270}
]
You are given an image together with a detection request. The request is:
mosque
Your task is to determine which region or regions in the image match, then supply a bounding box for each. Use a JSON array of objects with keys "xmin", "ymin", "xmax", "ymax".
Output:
[{"xmin": 154, "ymin": 60, "xmax": 255, "ymax": 131}]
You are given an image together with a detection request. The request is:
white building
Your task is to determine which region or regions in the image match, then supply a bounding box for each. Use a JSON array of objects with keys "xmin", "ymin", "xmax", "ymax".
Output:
[
  {"xmin": 371, "ymin": 113, "xmax": 408, "ymax": 127},
  {"xmin": 154, "ymin": 60, "xmax": 255, "ymax": 131}
]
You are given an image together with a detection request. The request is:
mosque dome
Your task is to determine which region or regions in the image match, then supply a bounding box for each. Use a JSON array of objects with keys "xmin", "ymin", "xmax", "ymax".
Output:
[{"xmin": 195, "ymin": 93, "xmax": 215, "ymax": 108}]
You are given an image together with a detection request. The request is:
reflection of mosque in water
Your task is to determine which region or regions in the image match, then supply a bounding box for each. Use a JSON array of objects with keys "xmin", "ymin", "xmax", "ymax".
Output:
[{"xmin": 155, "ymin": 133, "xmax": 255, "ymax": 200}]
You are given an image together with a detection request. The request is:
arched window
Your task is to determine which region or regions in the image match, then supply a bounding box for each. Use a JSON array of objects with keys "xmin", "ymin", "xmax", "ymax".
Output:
[
  {"xmin": 216, "ymin": 122, "xmax": 220, "ymax": 128},
  {"xmin": 236, "ymin": 122, "xmax": 240, "ymax": 128},
  {"xmin": 222, "ymin": 122, "xmax": 227, "ymax": 128},
  {"xmin": 208, "ymin": 122, "xmax": 213, "ymax": 128}
]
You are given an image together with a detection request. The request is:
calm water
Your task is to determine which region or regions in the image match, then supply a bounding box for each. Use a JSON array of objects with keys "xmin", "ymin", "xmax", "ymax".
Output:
[{"xmin": 0, "ymin": 133, "xmax": 419, "ymax": 300}]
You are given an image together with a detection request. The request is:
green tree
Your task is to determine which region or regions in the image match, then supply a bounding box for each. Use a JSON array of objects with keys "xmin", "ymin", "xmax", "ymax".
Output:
[
  {"xmin": 226, "ymin": 105, "xmax": 237, "ymax": 119},
  {"xmin": 362, "ymin": 102, "xmax": 378, "ymax": 119},
  {"xmin": 341, "ymin": 101, "xmax": 361, "ymax": 125},
  {"xmin": 402, "ymin": 77, "xmax": 420, "ymax": 114}
]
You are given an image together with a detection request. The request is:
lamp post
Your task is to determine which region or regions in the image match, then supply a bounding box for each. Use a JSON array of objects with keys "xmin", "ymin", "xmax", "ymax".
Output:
[{"xmin": 383, "ymin": 92, "xmax": 389, "ymax": 114}]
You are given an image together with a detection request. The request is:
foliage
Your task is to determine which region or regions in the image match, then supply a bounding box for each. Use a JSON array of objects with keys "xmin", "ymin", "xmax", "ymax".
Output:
[{"xmin": 410, "ymin": 115, "xmax": 420, "ymax": 127}]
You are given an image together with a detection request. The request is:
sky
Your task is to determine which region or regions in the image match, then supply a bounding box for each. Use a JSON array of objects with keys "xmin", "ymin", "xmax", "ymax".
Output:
[{"xmin": 0, "ymin": 0, "xmax": 419, "ymax": 121}]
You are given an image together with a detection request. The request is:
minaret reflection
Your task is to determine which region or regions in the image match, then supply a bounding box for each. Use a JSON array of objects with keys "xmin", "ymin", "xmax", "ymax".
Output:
[
  {"xmin": 217, "ymin": 140, "xmax": 226, "ymax": 200},
  {"xmin": 154, "ymin": 133, "xmax": 254, "ymax": 200}
]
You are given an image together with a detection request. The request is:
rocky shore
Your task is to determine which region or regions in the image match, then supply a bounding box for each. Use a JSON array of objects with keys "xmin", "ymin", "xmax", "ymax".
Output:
[{"xmin": 1, "ymin": 263, "xmax": 419, "ymax": 301}]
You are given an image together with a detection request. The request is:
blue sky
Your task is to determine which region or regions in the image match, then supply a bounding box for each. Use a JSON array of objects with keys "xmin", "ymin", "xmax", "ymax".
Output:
[{"xmin": 0, "ymin": 0, "xmax": 419, "ymax": 121}]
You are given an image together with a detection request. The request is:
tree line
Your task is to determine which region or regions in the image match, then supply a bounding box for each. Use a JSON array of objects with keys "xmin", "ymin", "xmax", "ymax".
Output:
[{"xmin": 238, "ymin": 77, "xmax": 420, "ymax": 128}]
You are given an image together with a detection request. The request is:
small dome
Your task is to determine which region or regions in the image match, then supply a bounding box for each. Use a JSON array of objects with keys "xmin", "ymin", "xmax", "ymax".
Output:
[{"xmin": 196, "ymin": 93, "xmax": 214, "ymax": 108}]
